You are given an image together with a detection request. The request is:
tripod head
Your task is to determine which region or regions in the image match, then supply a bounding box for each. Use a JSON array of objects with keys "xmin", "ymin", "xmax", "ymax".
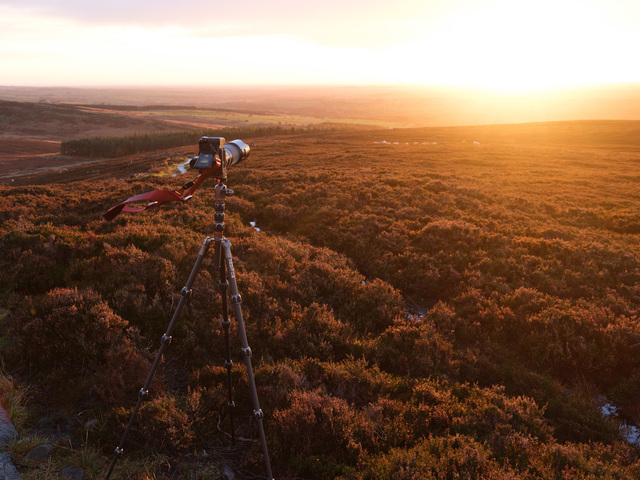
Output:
[
  {"xmin": 102, "ymin": 136, "xmax": 249, "ymax": 221},
  {"xmin": 190, "ymin": 137, "xmax": 250, "ymax": 182}
]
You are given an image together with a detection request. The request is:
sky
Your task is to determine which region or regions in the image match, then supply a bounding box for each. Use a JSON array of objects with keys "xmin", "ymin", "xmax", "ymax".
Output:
[{"xmin": 1, "ymin": 0, "xmax": 640, "ymax": 91}]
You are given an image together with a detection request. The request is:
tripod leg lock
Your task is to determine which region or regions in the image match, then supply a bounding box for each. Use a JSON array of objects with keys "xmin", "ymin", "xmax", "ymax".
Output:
[
  {"xmin": 224, "ymin": 359, "xmax": 233, "ymax": 369},
  {"xmin": 161, "ymin": 334, "xmax": 173, "ymax": 345},
  {"xmin": 138, "ymin": 388, "xmax": 149, "ymax": 400},
  {"xmin": 241, "ymin": 347, "xmax": 252, "ymax": 358},
  {"xmin": 253, "ymin": 409, "xmax": 264, "ymax": 421},
  {"xmin": 180, "ymin": 287, "xmax": 193, "ymax": 298},
  {"xmin": 227, "ymin": 400, "xmax": 235, "ymax": 409},
  {"xmin": 114, "ymin": 447, "xmax": 124, "ymax": 458},
  {"xmin": 230, "ymin": 294, "xmax": 242, "ymax": 305}
]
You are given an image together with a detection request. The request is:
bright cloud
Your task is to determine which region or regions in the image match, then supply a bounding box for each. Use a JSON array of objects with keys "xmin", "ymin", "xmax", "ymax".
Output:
[{"xmin": 1, "ymin": 0, "xmax": 639, "ymax": 89}]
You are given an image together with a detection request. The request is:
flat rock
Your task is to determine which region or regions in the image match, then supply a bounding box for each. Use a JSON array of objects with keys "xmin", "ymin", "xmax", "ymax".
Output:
[
  {"xmin": 60, "ymin": 466, "xmax": 84, "ymax": 480},
  {"xmin": 0, "ymin": 452, "xmax": 21, "ymax": 480},
  {"xmin": 25, "ymin": 444, "xmax": 54, "ymax": 462},
  {"xmin": 0, "ymin": 404, "xmax": 18, "ymax": 448}
]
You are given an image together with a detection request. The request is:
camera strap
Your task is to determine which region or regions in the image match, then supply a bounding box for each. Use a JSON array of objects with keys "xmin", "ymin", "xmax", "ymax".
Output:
[{"xmin": 102, "ymin": 163, "xmax": 221, "ymax": 221}]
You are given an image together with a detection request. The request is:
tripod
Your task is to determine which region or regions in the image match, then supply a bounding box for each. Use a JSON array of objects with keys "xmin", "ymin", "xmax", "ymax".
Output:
[{"xmin": 105, "ymin": 181, "xmax": 274, "ymax": 480}]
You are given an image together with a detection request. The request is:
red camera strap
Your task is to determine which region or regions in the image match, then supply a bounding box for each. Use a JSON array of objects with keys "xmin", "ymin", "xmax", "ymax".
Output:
[{"xmin": 102, "ymin": 163, "xmax": 220, "ymax": 221}]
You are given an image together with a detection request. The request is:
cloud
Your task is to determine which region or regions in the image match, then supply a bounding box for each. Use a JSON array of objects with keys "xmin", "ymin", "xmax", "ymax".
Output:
[
  {"xmin": 0, "ymin": 0, "xmax": 433, "ymax": 48},
  {"xmin": 2, "ymin": 0, "xmax": 639, "ymax": 87},
  {"xmin": 0, "ymin": 0, "xmax": 397, "ymax": 24}
]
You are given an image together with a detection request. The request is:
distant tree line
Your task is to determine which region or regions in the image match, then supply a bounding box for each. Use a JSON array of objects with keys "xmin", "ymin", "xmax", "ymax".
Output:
[{"xmin": 60, "ymin": 125, "xmax": 310, "ymax": 157}]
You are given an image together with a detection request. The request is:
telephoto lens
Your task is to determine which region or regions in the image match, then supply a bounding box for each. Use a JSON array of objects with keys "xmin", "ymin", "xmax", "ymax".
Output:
[{"xmin": 223, "ymin": 139, "xmax": 250, "ymax": 167}]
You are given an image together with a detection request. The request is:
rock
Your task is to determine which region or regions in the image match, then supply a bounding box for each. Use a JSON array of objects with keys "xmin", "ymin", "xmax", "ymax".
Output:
[
  {"xmin": 0, "ymin": 452, "xmax": 21, "ymax": 480},
  {"xmin": 25, "ymin": 444, "xmax": 54, "ymax": 462},
  {"xmin": 222, "ymin": 463, "xmax": 235, "ymax": 480},
  {"xmin": 83, "ymin": 419, "xmax": 99, "ymax": 431},
  {"xmin": 0, "ymin": 404, "xmax": 18, "ymax": 448},
  {"xmin": 60, "ymin": 466, "xmax": 84, "ymax": 480}
]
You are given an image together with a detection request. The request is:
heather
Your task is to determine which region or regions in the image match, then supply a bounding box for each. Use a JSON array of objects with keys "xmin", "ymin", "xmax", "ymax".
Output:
[{"xmin": 1, "ymin": 121, "xmax": 640, "ymax": 478}]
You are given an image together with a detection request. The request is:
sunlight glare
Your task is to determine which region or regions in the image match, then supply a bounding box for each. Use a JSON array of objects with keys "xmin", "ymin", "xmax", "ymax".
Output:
[{"xmin": 394, "ymin": 0, "xmax": 634, "ymax": 92}]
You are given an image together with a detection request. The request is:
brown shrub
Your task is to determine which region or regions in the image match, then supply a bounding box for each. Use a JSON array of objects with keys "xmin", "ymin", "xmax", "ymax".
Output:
[
  {"xmin": 271, "ymin": 389, "xmax": 376, "ymax": 472},
  {"xmin": 9, "ymin": 287, "xmax": 149, "ymax": 408},
  {"xmin": 131, "ymin": 394, "xmax": 196, "ymax": 454},
  {"xmin": 352, "ymin": 435, "xmax": 499, "ymax": 480}
]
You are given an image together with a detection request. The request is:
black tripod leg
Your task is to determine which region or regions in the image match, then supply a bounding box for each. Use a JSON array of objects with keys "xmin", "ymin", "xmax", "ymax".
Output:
[
  {"xmin": 216, "ymin": 240, "xmax": 236, "ymax": 445},
  {"xmin": 221, "ymin": 239, "xmax": 274, "ymax": 480},
  {"xmin": 105, "ymin": 237, "xmax": 213, "ymax": 480}
]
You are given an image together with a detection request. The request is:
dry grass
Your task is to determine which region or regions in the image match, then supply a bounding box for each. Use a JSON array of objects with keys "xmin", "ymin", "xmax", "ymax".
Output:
[{"xmin": 0, "ymin": 373, "xmax": 29, "ymax": 431}]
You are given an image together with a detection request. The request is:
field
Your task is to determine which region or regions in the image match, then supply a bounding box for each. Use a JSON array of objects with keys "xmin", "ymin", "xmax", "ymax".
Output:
[
  {"xmin": 1, "ymin": 91, "xmax": 640, "ymax": 479},
  {"xmin": 0, "ymin": 95, "xmax": 393, "ymax": 185}
]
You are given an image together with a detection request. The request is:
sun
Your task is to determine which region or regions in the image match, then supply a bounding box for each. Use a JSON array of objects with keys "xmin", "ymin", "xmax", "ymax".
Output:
[{"xmin": 388, "ymin": 0, "xmax": 636, "ymax": 93}]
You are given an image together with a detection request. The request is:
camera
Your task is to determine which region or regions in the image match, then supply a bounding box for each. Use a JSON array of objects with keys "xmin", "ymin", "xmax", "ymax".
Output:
[
  {"xmin": 190, "ymin": 137, "xmax": 250, "ymax": 171},
  {"xmin": 102, "ymin": 137, "xmax": 251, "ymax": 222}
]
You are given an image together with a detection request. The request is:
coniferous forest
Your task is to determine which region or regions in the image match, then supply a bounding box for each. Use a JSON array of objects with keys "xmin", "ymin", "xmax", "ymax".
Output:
[{"xmin": 2, "ymin": 120, "xmax": 640, "ymax": 478}]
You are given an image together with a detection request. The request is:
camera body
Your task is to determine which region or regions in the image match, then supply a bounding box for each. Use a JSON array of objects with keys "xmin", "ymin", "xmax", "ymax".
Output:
[
  {"xmin": 191, "ymin": 136, "xmax": 224, "ymax": 170},
  {"xmin": 190, "ymin": 137, "xmax": 250, "ymax": 172}
]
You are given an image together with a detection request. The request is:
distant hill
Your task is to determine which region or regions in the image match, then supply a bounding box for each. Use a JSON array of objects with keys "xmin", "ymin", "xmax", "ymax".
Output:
[
  {"xmin": 0, "ymin": 100, "xmax": 198, "ymax": 141},
  {"xmin": 1, "ymin": 84, "xmax": 640, "ymax": 127}
]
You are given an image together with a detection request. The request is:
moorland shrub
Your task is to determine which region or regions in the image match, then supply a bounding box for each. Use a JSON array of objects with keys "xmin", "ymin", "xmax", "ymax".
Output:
[
  {"xmin": 271, "ymin": 388, "xmax": 377, "ymax": 477},
  {"xmin": 2, "ymin": 124, "xmax": 640, "ymax": 478},
  {"xmin": 352, "ymin": 435, "xmax": 498, "ymax": 480},
  {"xmin": 9, "ymin": 287, "xmax": 150, "ymax": 407}
]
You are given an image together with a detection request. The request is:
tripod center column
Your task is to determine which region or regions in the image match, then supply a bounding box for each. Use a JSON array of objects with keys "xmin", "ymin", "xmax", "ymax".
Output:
[{"xmin": 213, "ymin": 183, "xmax": 230, "ymax": 242}]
